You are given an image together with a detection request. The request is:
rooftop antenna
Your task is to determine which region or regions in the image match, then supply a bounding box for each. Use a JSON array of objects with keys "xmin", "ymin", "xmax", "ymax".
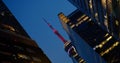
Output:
[
  {"xmin": 43, "ymin": 18, "xmax": 86, "ymax": 63},
  {"xmin": 43, "ymin": 18, "xmax": 67, "ymax": 44}
]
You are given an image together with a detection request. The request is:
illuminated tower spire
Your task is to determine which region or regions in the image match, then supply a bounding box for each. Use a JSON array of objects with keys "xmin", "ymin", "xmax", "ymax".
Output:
[
  {"xmin": 43, "ymin": 18, "xmax": 67, "ymax": 44},
  {"xmin": 43, "ymin": 18, "xmax": 86, "ymax": 63}
]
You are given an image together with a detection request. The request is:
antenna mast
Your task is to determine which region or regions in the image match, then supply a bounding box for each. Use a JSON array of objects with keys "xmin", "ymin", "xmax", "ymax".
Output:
[
  {"xmin": 43, "ymin": 18, "xmax": 67, "ymax": 44},
  {"xmin": 43, "ymin": 18, "xmax": 86, "ymax": 63}
]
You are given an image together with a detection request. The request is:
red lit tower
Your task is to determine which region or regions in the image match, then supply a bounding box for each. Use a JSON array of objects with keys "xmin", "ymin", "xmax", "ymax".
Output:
[{"xmin": 43, "ymin": 18, "xmax": 86, "ymax": 63}]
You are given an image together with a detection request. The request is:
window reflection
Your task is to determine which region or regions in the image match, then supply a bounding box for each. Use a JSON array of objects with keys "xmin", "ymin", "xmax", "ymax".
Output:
[
  {"xmin": 18, "ymin": 53, "xmax": 30, "ymax": 60},
  {"xmin": 32, "ymin": 57, "xmax": 41, "ymax": 62}
]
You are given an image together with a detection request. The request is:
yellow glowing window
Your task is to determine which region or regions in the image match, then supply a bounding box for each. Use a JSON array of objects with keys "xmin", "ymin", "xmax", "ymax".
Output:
[
  {"xmin": 83, "ymin": 16, "xmax": 89, "ymax": 21},
  {"xmin": 18, "ymin": 54, "xmax": 30, "ymax": 60},
  {"xmin": 106, "ymin": 36, "xmax": 112, "ymax": 41},
  {"xmin": 58, "ymin": 13, "xmax": 70, "ymax": 23},
  {"xmin": 94, "ymin": 35, "xmax": 112, "ymax": 49},
  {"xmin": 95, "ymin": 13, "xmax": 98, "ymax": 17},
  {"xmin": 99, "ymin": 36, "xmax": 112, "ymax": 48},
  {"xmin": 2, "ymin": 24, "xmax": 15, "ymax": 31},
  {"xmin": 76, "ymin": 16, "xmax": 90, "ymax": 27},
  {"xmin": 115, "ymin": 20, "xmax": 119, "ymax": 26},
  {"xmin": 104, "ymin": 33, "xmax": 109, "ymax": 37},
  {"xmin": 79, "ymin": 58, "xmax": 86, "ymax": 63},
  {"xmin": 101, "ymin": 0, "xmax": 107, "ymax": 9},
  {"xmin": 89, "ymin": 0, "xmax": 93, "ymax": 9},
  {"xmin": 70, "ymin": 24, "xmax": 75, "ymax": 28},
  {"xmin": 100, "ymin": 41, "xmax": 119, "ymax": 56},
  {"xmin": 77, "ymin": 14, "xmax": 86, "ymax": 21}
]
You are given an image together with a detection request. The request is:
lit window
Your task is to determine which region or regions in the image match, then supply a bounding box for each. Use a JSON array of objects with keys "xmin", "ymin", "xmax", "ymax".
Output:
[
  {"xmin": 106, "ymin": 36, "xmax": 112, "ymax": 41},
  {"xmin": 32, "ymin": 57, "xmax": 41, "ymax": 62},
  {"xmin": 76, "ymin": 16, "xmax": 90, "ymax": 27},
  {"xmin": 88, "ymin": 18, "xmax": 91, "ymax": 21},
  {"xmin": 70, "ymin": 24, "xmax": 75, "ymax": 28},
  {"xmin": 104, "ymin": 15, "xmax": 107, "ymax": 19},
  {"xmin": 79, "ymin": 58, "xmax": 86, "ymax": 63},
  {"xmin": 100, "ymin": 41, "xmax": 119, "ymax": 56},
  {"xmin": 89, "ymin": 0, "xmax": 93, "ymax": 9},
  {"xmin": 104, "ymin": 33, "xmax": 109, "ymax": 37},
  {"xmin": 99, "ymin": 36, "xmax": 112, "ymax": 48},
  {"xmin": 83, "ymin": 16, "xmax": 89, "ymax": 21},
  {"xmin": 18, "ymin": 53, "xmax": 30, "ymax": 60},
  {"xmin": 101, "ymin": 0, "xmax": 107, "ymax": 9},
  {"xmin": 115, "ymin": 20, "xmax": 119, "ymax": 26},
  {"xmin": 93, "ymin": 35, "xmax": 112, "ymax": 49},
  {"xmin": 95, "ymin": 13, "xmax": 98, "ymax": 17},
  {"xmin": 2, "ymin": 24, "xmax": 15, "ymax": 32},
  {"xmin": 58, "ymin": 13, "xmax": 70, "ymax": 23},
  {"xmin": 104, "ymin": 20, "xmax": 108, "ymax": 28},
  {"xmin": 77, "ymin": 14, "xmax": 86, "ymax": 21}
]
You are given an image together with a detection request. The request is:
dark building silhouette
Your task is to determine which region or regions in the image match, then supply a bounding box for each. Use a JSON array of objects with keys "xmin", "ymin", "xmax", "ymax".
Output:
[
  {"xmin": 68, "ymin": 0, "xmax": 120, "ymax": 39},
  {"xmin": 0, "ymin": 0, "xmax": 51, "ymax": 63},
  {"xmin": 58, "ymin": 0, "xmax": 120, "ymax": 62},
  {"xmin": 58, "ymin": 11, "xmax": 106, "ymax": 63}
]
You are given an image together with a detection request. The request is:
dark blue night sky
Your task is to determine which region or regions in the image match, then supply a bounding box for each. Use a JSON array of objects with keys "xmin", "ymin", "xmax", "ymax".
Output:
[{"xmin": 3, "ymin": 0, "xmax": 76, "ymax": 63}]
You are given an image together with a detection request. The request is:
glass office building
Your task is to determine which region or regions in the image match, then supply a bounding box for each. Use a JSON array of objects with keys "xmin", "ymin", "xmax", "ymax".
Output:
[
  {"xmin": 58, "ymin": 10, "xmax": 106, "ymax": 63},
  {"xmin": 0, "ymin": 0, "xmax": 51, "ymax": 63},
  {"xmin": 58, "ymin": 9, "xmax": 120, "ymax": 63},
  {"xmin": 68, "ymin": 0, "xmax": 120, "ymax": 39}
]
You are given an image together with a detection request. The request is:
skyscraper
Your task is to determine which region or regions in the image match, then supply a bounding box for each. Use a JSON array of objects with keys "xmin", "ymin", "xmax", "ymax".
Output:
[
  {"xmin": 68, "ymin": 0, "xmax": 120, "ymax": 39},
  {"xmin": 0, "ymin": 0, "xmax": 51, "ymax": 63},
  {"xmin": 58, "ymin": 0, "xmax": 120, "ymax": 63}
]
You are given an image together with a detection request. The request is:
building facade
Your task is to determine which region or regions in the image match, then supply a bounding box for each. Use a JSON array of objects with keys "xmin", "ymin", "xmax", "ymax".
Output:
[
  {"xmin": 68, "ymin": 0, "xmax": 120, "ymax": 39},
  {"xmin": 0, "ymin": 0, "xmax": 51, "ymax": 63},
  {"xmin": 59, "ymin": 12, "xmax": 106, "ymax": 63},
  {"xmin": 58, "ymin": 1, "xmax": 120, "ymax": 62}
]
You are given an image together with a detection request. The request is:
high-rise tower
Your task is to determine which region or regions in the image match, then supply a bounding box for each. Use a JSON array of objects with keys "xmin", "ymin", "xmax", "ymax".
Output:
[
  {"xmin": 0, "ymin": 0, "xmax": 51, "ymax": 63},
  {"xmin": 58, "ymin": 2, "xmax": 120, "ymax": 62},
  {"xmin": 58, "ymin": 10, "xmax": 107, "ymax": 63},
  {"xmin": 68, "ymin": 0, "xmax": 120, "ymax": 39}
]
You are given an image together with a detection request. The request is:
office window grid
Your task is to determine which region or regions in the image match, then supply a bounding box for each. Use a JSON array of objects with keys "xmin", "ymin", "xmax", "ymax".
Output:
[{"xmin": 59, "ymin": 0, "xmax": 120, "ymax": 63}]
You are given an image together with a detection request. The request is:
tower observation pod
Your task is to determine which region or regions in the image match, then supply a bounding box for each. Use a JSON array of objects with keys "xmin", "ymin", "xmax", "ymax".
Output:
[{"xmin": 43, "ymin": 18, "xmax": 86, "ymax": 63}]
